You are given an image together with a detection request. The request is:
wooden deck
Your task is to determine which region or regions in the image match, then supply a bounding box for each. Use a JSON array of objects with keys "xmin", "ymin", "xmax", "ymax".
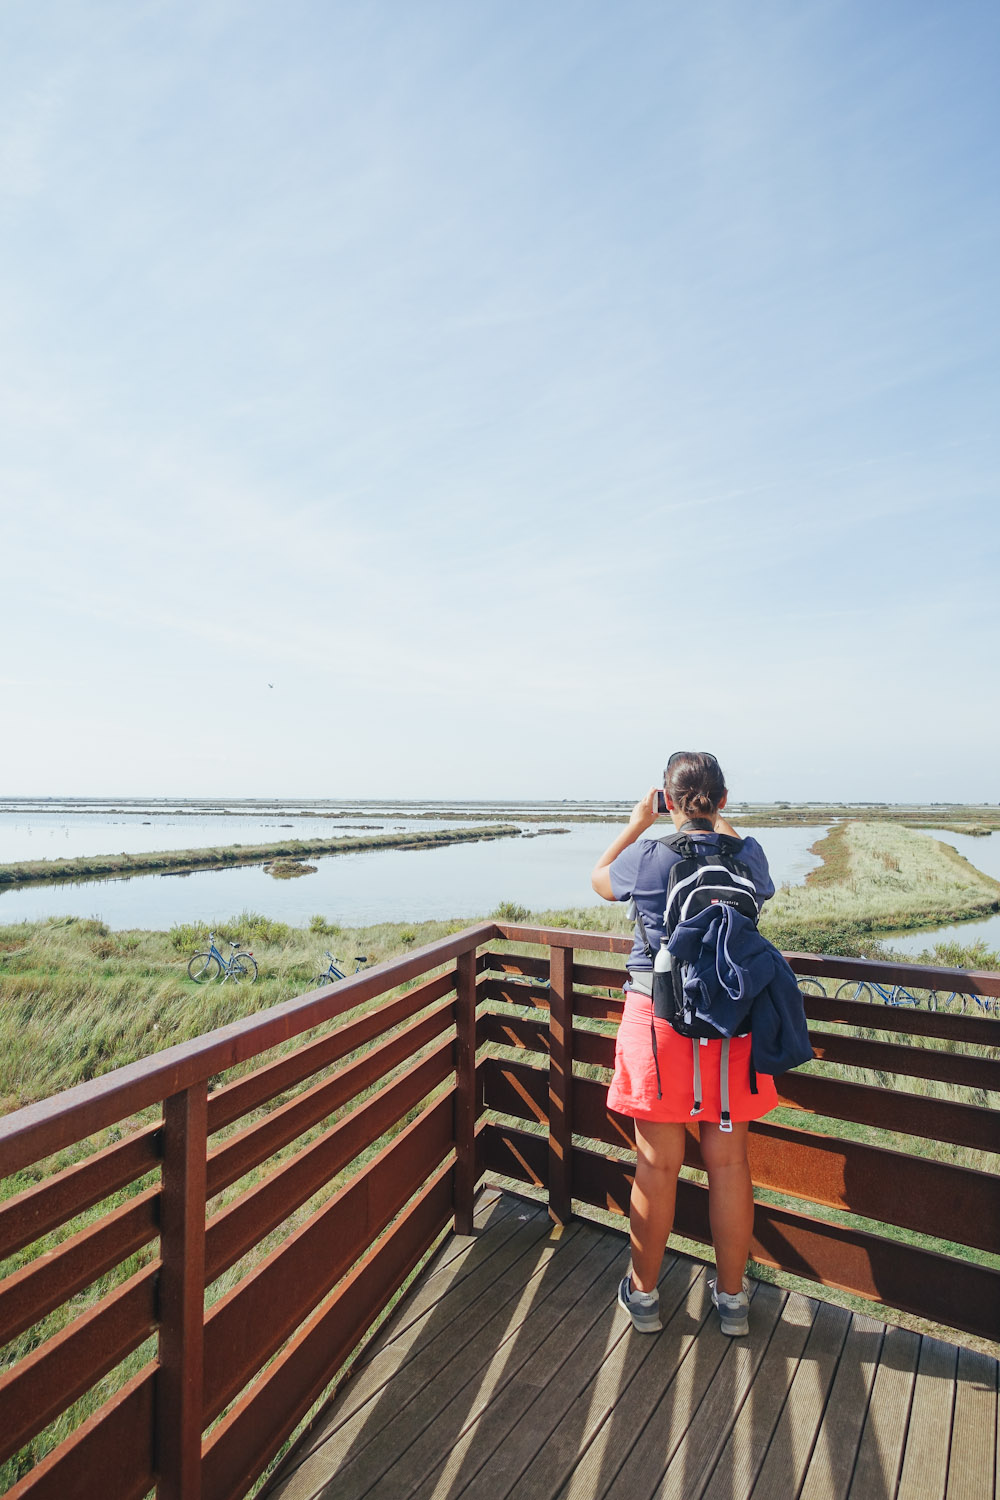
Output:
[{"xmin": 264, "ymin": 1191, "xmax": 1000, "ymax": 1500}]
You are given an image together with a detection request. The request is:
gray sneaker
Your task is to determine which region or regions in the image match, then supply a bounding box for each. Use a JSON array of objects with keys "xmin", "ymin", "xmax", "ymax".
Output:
[
  {"xmin": 709, "ymin": 1276, "xmax": 750, "ymax": 1336},
  {"xmin": 617, "ymin": 1274, "xmax": 661, "ymax": 1333}
]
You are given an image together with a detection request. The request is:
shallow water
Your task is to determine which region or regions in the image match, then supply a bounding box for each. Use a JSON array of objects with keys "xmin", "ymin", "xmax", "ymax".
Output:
[
  {"xmin": 884, "ymin": 830, "xmax": 1000, "ymax": 956},
  {"xmin": 0, "ymin": 809, "xmax": 469, "ymax": 862},
  {"xmin": 0, "ymin": 812, "xmax": 830, "ymax": 931}
]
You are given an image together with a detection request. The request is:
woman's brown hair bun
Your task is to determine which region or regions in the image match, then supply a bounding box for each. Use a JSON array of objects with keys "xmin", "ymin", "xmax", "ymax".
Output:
[{"xmin": 663, "ymin": 751, "xmax": 727, "ymax": 819}]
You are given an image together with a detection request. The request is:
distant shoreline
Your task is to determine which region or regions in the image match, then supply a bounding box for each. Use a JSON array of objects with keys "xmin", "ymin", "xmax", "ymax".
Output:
[{"xmin": 2, "ymin": 798, "xmax": 998, "ymax": 833}]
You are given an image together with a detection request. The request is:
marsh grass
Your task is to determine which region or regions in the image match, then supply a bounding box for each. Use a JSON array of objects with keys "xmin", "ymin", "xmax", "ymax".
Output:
[{"xmin": 760, "ymin": 821, "xmax": 1000, "ymax": 950}]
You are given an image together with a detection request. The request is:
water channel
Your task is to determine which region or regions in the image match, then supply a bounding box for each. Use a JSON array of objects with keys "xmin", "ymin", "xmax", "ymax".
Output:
[
  {"xmin": 881, "ymin": 829, "xmax": 1000, "ymax": 957},
  {"xmin": 0, "ymin": 807, "xmax": 830, "ymax": 931}
]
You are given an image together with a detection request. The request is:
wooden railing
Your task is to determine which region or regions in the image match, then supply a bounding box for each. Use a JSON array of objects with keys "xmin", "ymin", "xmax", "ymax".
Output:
[{"xmin": 0, "ymin": 923, "xmax": 997, "ymax": 1499}]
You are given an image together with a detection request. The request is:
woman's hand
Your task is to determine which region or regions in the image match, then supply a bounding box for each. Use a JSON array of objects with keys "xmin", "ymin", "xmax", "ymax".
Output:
[
  {"xmin": 591, "ymin": 787, "xmax": 663, "ymax": 900},
  {"xmin": 629, "ymin": 787, "xmax": 662, "ymax": 832}
]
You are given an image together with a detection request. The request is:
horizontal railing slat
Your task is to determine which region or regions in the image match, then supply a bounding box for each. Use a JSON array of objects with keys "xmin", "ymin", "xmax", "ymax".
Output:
[
  {"xmin": 204, "ymin": 1044, "xmax": 455, "ymax": 1285},
  {"xmin": 810, "ymin": 1031, "xmax": 999, "ymax": 1090},
  {"xmin": 573, "ymin": 961, "xmax": 628, "ymax": 989},
  {"xmin": 802, "ymin": 992, "xmax": 999, "ymax": 1044},
  {"xmin": 743, "ymin": 1119, "xmax": 1000, "ymax": 1252},
  {"xmin": 478, "ymin": 1012, "xmax": 549, "ymax": 1055},
  {"xmin": 481, "ymin": 1119, "xmax": 548, "ymax": 1190},
  {"xmin": 0, "ymin": 1128, "xmax": 160, "ymax": 1266},
  {"xmin": 478, "ymin": 976, "xmax": 551, "ymax": 1010},
  {"xmin": 481, "ymin": 1057, "xmax": 548, "ymax": 1129},
  {"xmin": 0, "ymin": 1124, "xmax": 160, "ymax": 1263},
  {"xmin": 495, "ymin": 924, "xmax": 632, "ymax": 955},
  {"xmin": 205, "ymin": 1002, "xmax": 454, "ymax": 1198},
  {"xmin": 5, "ymin": 1364, "xmax": 155, "ymax": 1500},
  {"xmin": 0, "ymin": 923, "xmax": 495, "ymax": 1178},
  {"xmin": 787, "ymin": 951, "xmax": 1000, "ymax": 999},
  {"xmin": 203, "ymin": 1094, "xmax": 454, "ymax": 1420},
  {"xmin": 207, "ymin": 970, "xmax": 456, "ymax": 1132},
  {"xmin": 0, "ymin": 1265, "xmax": 157, "ymax": 1467},
  {"xmin": 201, "ymin": 1166, "xmax": 455, "ymax": 1500},
  {"xmin": 0, "ymin": 1190, "xmax": 158, "ymax": 1347},
  {"xmin": 775, "ymin": 1071, "xmax": 1000, "ymax": 1152},
  {"xmin": 479, "ymin": 951, "xmax": 551, "ymax": 981},
  {"xmin": 575, "ymin": 993, "xmax": 625, "ymax": 1022}
]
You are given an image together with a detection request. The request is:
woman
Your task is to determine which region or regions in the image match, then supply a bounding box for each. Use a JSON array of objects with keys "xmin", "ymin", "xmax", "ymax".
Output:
[{"xmin": 591, "ymin": 751, "xmax": 777, "ymax": 1337}]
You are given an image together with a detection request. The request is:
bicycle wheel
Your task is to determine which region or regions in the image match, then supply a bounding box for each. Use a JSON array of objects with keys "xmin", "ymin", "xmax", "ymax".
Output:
[
  {"xmin": 796, "ymin": 979, "xmax": 826, "ymax": 996},
  {"xmin": 835, "ymin": 981, "xmax": 874, "ymax": 1004},
  {"xmin": 929, "ymin": 990, "xmax": 966, "ymax": 1014},
  {"xmin": 314, "ymin": 971, "xmax": 336, "ymax": 988},
  {"xmin": 229, "ymin": 956, "xmax": 258, "ymax": 984},
  {"xmin": 188, "ymin": 952, "xmax": 222, "ymax": 983}
]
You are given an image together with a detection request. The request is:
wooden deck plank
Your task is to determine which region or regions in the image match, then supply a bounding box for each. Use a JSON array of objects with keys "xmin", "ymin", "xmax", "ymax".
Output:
[
  {"xmin": 289, "ymin": 1220, "xmax": 595, "ymax": 1500},
  {"xmin": 748, "ymin": 1299, "xmax": 852, "ymax": 1499},
  {"xmin": 395, "ymin": 1231, "xmax": 627, "ymax": 1499},
  {"xmin": 362, "ymin": 1192, "xmax": 545, "ymax": 1358},
  {"xmin": 946, "ymin": 1348, "xmax": 998, "ymax": 1500},
  {"xmin": 576, "ymin": 1283, "xmax": 786, "ymax": 1500},
  {"xmin": 503, "ymin": 1261, "xmax": 710, "ymax": 1500},
  {"xmin": 321, "ymin": 1200, "xmax": 554, "ymax": 1423},
  {"xmin": 258, "ymin": 1194, "xmax": 1000, "ymax": 1500},
  {"xmin": 898, "ymin": 1337, "xmax": 959, "ymax": 1500},
  {"xmin": 846, "ymin": 1323, "xmax": 921, "ymax": 1500},
  {"xmin": 697, "ymin": 1292, "xmax": 818, "ymax": 1500},
  {"xmin": 647, "ymin": 1286, "xmax": 791, "ymax": 1500},
  {"xmin": 264, "ymin": 1195, "xmax": 553, "ymax": 1494},
  {"xmin": 797, "ymin": 1313, "xmax": 885, "ymax": 1500},
  {"xmin": 486, "ymin": 1256, "xmax": 702, "ymax": 1499}
]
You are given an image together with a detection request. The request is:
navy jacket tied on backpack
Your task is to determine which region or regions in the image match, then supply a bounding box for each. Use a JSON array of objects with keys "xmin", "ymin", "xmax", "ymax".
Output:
[{"xmin": 667, "ymin": 905, "xmax": 814, "ymax": 1077}]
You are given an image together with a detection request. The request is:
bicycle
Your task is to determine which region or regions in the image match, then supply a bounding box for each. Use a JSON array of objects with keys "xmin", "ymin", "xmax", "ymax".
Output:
[
  {"xmin": 188, "ymin": 933, "xmax": 258, "ymax": 984},
  {"xmin": 796, "ymin": 979, "xmax": 827, "ymax": 997},
  {"xmin": 927, "ymin": 989, "xmax": 996, "ymax": 1015},
  {"xmin": 314, "ymin": 952, "xmax": 368, "ymax": 987},
  {"xmin": 834, "ymin": 979, "xmax": 926, "ymax": 1008}
]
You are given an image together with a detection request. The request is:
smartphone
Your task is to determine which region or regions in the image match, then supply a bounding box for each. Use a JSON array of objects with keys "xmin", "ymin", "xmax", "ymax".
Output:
[{"xmin": 656, "ymin": 790, "xmax": 667, "ymax": 815}]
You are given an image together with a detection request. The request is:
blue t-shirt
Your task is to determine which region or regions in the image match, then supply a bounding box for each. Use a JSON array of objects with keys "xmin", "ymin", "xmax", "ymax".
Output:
[{"xmin": 610, "ymin": 831, "xmax": 775, "ymax": 970}]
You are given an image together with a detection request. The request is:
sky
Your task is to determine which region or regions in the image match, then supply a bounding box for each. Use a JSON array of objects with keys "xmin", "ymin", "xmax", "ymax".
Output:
[{"xmin": 1, "ymin": 0, "xmax": 997, "ymax": 803}]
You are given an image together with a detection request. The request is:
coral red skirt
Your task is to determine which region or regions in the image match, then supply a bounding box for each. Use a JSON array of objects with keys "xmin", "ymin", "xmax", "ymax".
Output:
[{"xmin": 607, "ymin": 989, "xmax": 778, "ymax": 1124}]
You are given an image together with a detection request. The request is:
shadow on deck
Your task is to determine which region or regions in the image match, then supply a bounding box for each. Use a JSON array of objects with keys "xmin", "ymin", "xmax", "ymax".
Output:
[{"xmin": 265, "ymin": 1190, "xmax": 1000, "ymax": 1500}]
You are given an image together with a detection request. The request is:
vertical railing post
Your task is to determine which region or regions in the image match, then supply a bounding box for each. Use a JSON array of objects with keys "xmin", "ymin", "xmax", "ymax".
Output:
[
  {"xmin": 548, "ymin": 941, "xmax": 574, "ymax": 1227},
  {"xmin": 454, "ymin": 947, "xmax": 478, "ymax": 1235},
  {"xmin": 157, "ymin": 1082, "xmax": 208, "ymax": 1500}
]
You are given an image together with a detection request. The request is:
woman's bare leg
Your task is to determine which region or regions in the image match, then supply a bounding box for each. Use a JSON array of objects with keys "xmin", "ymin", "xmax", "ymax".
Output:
[
  {"xmin": 700, "ymin": 1120, "xmax": 754, "ymax": 1294},
  {"xmin": 629, "ymin": 1120, "xmax": 686, "ymax": 1292}
]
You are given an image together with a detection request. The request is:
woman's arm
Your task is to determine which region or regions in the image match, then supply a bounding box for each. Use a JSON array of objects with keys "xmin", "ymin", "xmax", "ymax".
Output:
[{"xmin": 591, "ymin": 788, "xmax": 661, "ymax": 901}]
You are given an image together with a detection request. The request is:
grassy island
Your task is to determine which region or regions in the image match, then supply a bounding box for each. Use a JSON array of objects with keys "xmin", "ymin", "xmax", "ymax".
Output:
[
  {"xmin": 0, "ymin": 823, "xmax": 522, "ymax": 888},
  {"xmin": 759, "ymin": 821, "xmax": 1000, "ymax": 952}
]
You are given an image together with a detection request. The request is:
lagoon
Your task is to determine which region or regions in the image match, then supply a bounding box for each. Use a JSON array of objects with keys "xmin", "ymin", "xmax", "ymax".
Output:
[{"xmin": 0, "ymin": 814, "xmax": 829, "ymax": 931}]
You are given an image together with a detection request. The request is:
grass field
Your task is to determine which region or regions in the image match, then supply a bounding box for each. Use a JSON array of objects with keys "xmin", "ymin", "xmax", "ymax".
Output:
[{"xmin": 760, "ymin": 820, "xmax": 1000, "ymax": 951}]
